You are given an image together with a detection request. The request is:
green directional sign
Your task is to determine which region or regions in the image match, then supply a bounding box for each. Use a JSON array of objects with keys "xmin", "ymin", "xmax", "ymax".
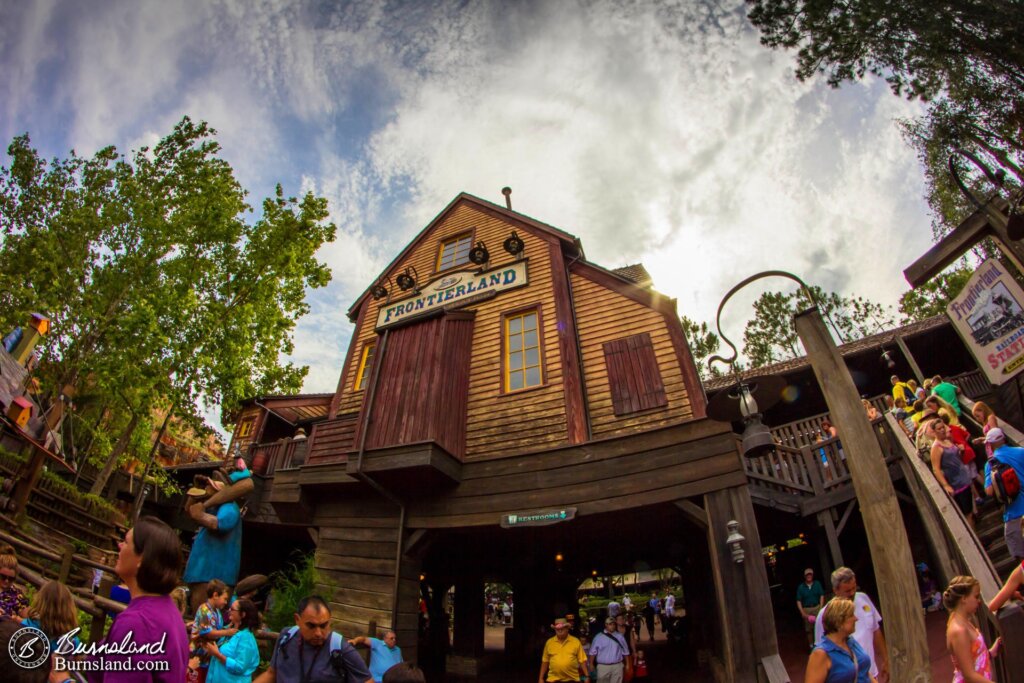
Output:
[{"xmin": 501, "ymin": 507, "xmax": 577, "ymax": 528}]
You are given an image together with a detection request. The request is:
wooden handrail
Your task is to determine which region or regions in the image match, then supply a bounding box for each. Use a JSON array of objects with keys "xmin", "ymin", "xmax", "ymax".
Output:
[
  {"xmin": 959, "ymin": 395, "xmax": 1024, "ymax": 446},
  {"xmin": 885, "ymin": 413, "xmax": 1024, "ymax": 683},
  {"xmin": 760, "ymin": 654, "xmax": 791, "ymax": 683}
]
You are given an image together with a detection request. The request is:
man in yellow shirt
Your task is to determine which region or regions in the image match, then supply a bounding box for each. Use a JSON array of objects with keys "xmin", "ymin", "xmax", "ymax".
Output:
[{"xmin": 539, "ymin": 617, "xmax": 590, "ymax": 683}]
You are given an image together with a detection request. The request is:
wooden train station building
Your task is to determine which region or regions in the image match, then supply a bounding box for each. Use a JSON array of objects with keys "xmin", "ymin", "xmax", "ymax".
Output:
[{"xmin": 235, "ymin": 192, "xmax": 781, "ymax": 680}]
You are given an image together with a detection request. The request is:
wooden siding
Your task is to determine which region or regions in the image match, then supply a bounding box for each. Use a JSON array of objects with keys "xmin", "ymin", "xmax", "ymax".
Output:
[
  {"xmin": 362, "ymin": 312, "xmax": 474, "ymax": 460},
  {"xmin": 405, "ymin": 419, "xmax": 739, "ymax": 528},
  {"xmin": 228, "ymin": 406, "xmax": 265, "ymax": 455},
  {"xmin": 571, "ymin": 272, "xmax": 693, "ymax": 437},
  {"xmin": 312, "ymin": 498, "xmax": 421, "ymax": 656},
  {"xmin": 332, "ymin": 201, "xmax": 570, "ymax": 461},
  {"xmin": 307, "ymin": 413, "xmax": 358, "ymax": 466}
]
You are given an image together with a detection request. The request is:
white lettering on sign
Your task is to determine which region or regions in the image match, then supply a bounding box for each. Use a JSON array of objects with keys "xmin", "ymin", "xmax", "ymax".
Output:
[{"xmin": 376, "ymin": 260, "xmax": 529, "ymax": 330}]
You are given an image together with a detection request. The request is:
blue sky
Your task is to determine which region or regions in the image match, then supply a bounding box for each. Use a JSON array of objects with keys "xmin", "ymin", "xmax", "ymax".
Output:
[{"xmin": 1, "ymin": 0, "xmax": 937, "ymax": 426}]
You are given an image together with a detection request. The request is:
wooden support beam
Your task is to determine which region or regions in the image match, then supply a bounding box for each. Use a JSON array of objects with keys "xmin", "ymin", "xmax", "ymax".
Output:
[
  {"xmin": 674, "ymin": 498, "xmax": 708, "ymax": 529},
  {"xmin": 895, "ymin": 335, "xmax": 927, "ymax": 386},
  {"xmin": 904, "ymin": 198, "xmax": 1012, "ymax": 286},
  {"xmin": 704, "ymin": 486, "xmax": 779, "ymax": 682},
  {"xmin": 816, "ymin": 511, "xmax": 844, "ymax": 569},
  {"xmin": 795, "ymin": 307, "xmax": 930, "ymax": 681},
  {"xmin": 835, "ymin": 500, "xmax": 857, "ymax": 538}
]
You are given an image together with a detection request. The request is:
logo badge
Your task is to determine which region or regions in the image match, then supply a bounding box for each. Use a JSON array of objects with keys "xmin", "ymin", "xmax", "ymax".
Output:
[{"xmin": 9, "ymin": 626, "xmax": 50, "ymax": 669}]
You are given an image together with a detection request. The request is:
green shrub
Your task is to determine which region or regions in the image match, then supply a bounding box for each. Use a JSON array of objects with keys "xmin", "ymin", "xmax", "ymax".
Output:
[{"xmin": 264, "ymin": 553, "xmax": 332, "ymax": 632}]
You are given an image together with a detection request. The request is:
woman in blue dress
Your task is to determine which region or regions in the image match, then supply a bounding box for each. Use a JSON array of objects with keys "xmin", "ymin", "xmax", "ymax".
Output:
[{"xmin": 805, "ymin": 597, "xmax": 876, "ymax": 683}]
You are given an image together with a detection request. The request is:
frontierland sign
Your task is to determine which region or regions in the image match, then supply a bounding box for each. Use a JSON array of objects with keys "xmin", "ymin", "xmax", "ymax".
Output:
[
  {"xmin": 375, "ymin": 260, "xmax": 529, "ymax": 330},
  {"xmin": 947, "ymin": 258, "xmax": 1024, "ymax": 385}
]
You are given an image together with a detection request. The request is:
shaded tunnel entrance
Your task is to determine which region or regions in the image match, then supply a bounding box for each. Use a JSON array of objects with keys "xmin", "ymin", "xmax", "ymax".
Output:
[{"xmin": 416, "ymin": 501, "xmax": 720, "ymax": 680}]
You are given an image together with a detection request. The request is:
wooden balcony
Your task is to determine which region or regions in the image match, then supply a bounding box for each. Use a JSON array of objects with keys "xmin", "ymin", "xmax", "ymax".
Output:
[{"xmin": 743, "ymin": 395, "xmax": 905, "ymax": 516}]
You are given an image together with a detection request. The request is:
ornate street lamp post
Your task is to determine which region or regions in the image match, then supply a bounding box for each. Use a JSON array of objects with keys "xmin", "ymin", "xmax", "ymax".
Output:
[{"xmin": 709, "ymin": 270, "xmax": 930, "ymax": 683}]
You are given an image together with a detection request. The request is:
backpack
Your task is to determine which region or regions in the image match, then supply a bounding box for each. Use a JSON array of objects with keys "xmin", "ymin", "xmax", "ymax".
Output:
[
  {"xmin": 990, "ymin": 457, "xmax": 1021, "ymax": 505},
  {"xmin": 278, "ymin": 626, "xmax": 348, "ymax": 680}
]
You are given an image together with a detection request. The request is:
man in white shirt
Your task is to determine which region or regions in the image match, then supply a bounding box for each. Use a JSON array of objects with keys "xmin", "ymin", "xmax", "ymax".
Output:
[{"xmin": 813, "ymin": 567, "xmax": 889, "ymax": 682}]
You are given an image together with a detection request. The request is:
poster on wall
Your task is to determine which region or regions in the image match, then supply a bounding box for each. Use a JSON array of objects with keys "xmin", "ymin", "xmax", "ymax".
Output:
[{"xmin": 947, "ymin": 258, "xmax": 1024, "ymax": 385}]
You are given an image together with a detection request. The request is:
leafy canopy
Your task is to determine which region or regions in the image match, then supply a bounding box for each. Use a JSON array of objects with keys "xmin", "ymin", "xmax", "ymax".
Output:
[
  {"xmin": 0, "ymin": 117, "xmax": 336, "ymax": 491},
  {"xmin": 747, "ymin": 0, "xmax": 1024, "ymax": 236},
  {"xmin": 741, "ymin": 285, "xmax": 895, "ymax": 367}
]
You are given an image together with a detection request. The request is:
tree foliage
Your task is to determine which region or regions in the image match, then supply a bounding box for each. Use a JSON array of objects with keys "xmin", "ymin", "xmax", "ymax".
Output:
[
  {"xmin": 680, "ymin": 315, "xmax": 720, "ymax": 380},
  {"xmin": 741, "ymin": 285, "xmax": 896, "ymax": 367},
  {"xmin": 747, "ymin": 0, "xmax": 1024, "ymax": 235},
  {"xmin": 0, "ymin": 117, "xmax": 336, "ymax": 493},
  {"xmin": 898, "ymin": 264, "xmax": 974, "ymax": 321}
]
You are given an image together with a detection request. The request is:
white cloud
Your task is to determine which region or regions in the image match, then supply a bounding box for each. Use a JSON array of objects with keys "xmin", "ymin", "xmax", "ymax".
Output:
[{"xmin": 3, "ymin": 0, "xmax": 941, "ymax": 408}]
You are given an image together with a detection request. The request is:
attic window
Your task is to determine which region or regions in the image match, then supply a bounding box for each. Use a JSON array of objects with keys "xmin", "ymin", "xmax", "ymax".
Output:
[{"xmin": 437, "ymin": 232, "xmax": 473, "ymax": 271}]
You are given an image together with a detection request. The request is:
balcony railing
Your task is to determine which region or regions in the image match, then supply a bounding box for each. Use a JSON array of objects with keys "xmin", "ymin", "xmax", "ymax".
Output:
[{"xmin": 248, "ymin": 437, "xmax": 308, "ymax": 476}]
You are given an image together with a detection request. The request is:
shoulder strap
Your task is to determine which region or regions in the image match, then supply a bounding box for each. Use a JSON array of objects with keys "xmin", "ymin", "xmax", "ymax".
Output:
[
  {"xmin": 278, "ymin": 625, "xmax": 300, "ymax": 646},
  {"xmin": 329, "ymin": 631, "xmax": 344, "ymax": 652}
]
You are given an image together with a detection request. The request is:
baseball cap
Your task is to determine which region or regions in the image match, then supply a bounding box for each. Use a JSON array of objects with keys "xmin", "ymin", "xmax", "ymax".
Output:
[
  {"xmin": 985, "ymin": 428, "xmax": 1006, "ymax": 444},
  {"xmin": 604, "ymin": 617, "xmax": 616, "ymax": 625},
  {"xmin": 804, "ymin": 568, "xmax": 813, "ymax": 576},
  {"xmin": 552, "ymin": 617, "xmax": 569, "ymax": 628}
]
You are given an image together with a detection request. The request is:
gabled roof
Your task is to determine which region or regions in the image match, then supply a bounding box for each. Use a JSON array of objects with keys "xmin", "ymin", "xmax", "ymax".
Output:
[
  {"xmin": 347, "ymin": 192, "xmax": 585, "ymax": 320},
  {"xmin": 611, "ymin": 263, "xmax": 653, "ymax": 288},
  {"xmin": 704, "ymin": 314, "xmax": 951, "ymax": 391}
]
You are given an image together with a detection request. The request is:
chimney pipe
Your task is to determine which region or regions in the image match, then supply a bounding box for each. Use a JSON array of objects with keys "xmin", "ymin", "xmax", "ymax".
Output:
[{"xmin": 501, "ymin": 187, "xmax": 512, "ymax": 210}]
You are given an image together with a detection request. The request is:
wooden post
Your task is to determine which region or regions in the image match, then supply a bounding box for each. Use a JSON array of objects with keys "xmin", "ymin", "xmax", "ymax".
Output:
[
  {"xmin": 11, "ymin": 446, "xmax": 47, "ymax": 521},
  {"xmin": 58, "ymin": 543, "xmax": 74, "ymax": 584},
  {"xmin": 895, "ymin": 336, "xmax": 927, "ymax": 386},
  {"xmin": 795, "ymin": 307, "xmax": 930, "ymax": 682},
  {"xmin": 816, "ymin": 511, "xmax": 844, "ymax": 569},
  {"xmin": 704, "ymin": 485, "xmax": 779, "ymax": 682}
]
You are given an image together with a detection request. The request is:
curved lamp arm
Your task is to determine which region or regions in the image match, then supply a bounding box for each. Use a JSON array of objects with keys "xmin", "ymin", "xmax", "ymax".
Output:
[{"xmin": 707, "ymin": 270, "xmax": 845, "ymax": 375}]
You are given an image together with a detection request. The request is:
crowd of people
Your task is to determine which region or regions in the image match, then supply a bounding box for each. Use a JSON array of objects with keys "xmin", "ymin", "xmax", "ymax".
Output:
[
  {"xmin": 0, "ymin": 518, "xmax": 419, "ymax": 683},
  {"xmin": 794, "ymin": 373, "xmax": 1024, "ymax": 682},
  {"xmin": 538, "ymin": 591, "xmax": 681, "ymax": 683}
]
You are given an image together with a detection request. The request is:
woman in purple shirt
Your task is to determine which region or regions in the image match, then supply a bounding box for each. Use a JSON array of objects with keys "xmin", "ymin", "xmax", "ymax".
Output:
[{"xmin": 83, "ymin": 516, "xmax": 190, "ymax": 682}]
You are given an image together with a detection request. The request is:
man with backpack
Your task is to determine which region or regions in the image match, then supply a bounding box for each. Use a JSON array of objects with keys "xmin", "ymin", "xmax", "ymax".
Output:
[
  {"xmin": 984, "ymin": 428, "xmax": 1024, "ymax": 564},
  {"xmin": 254, "ymin": 595, "xmax": 372, "ymax": 683}
]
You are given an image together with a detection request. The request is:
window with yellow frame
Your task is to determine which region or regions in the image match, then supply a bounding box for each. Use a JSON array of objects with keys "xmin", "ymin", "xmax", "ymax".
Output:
[
  {"xmin": 504, "ymin": 310, "xmax": 542, "ymax": 392},
  {"xmin": 437, "ymin": 232, "xmax": 473, "ymax": 271},
  {"xmin": 236, "ymin": 418, "xmax": 254, "ymax": 438},
  {"xmin": 355, "ymin": 341, "xmax": 377, "ymax": 391}
]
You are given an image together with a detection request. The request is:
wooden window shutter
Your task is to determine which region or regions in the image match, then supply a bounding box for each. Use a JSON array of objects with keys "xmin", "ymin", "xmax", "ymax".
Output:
[{"xmin": 603, "ymin": 332, "xmax": 667, "ymax": 416}]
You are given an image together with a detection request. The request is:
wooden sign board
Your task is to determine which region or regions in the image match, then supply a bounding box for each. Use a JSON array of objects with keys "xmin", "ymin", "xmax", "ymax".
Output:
[
  {"xmin": 946, "ymin": 258, "xmax": 1024, "ymax": 385},
  {"xmin": 500, "ymin": 507, "xmax": 576, "ymax": 528},
  {"xmin": 376, "ymin": 260, "xmax": 529, "ymax": 330}
]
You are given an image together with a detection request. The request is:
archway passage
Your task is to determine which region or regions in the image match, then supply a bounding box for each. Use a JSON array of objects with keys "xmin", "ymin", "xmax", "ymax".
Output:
[{"xmin": 417, "ymin": 501, "xmax": 720, "ymax": 681}]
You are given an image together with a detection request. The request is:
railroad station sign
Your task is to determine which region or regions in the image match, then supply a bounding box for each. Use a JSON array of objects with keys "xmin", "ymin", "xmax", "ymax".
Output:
[
  {"xmin": 500, "ymin": 507, "xmax": 577, "ymax": 528},
  {"xmin": 376, "ymin": 260, "xmax": 529, "ymax": 330},
  {"xmin": 947, "ymin": 258, "xmax": 1024, "ymax": 385}
]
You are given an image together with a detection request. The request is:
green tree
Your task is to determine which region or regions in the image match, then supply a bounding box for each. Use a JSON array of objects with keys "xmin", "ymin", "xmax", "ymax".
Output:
[
  {"xmin": 747, "ymin": 0, "xmax": 1024, "ymax": 234},
  {"xmin": 680, "ymin": 315, "xmax": 720, "ymax": 379},
  {"xmin": 746, "ymin": 0, "xmax": 1024, "ymax": 100},
  {"xmin": 741, "ymin": 286, "xmax": 896, "ymax": 367},
  {"xmin": 0, "ymin": 117, "xmax": 336, "ymax": 495},
  {"xmin": 899, "ymin": 264, "xmax": 974, "ymax": 321}
]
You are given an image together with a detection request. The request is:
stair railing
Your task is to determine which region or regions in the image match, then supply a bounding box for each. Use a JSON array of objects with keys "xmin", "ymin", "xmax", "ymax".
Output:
[{"xmin": 886, "ymin": 413, "xmax": 1024, "ymax": 683}]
